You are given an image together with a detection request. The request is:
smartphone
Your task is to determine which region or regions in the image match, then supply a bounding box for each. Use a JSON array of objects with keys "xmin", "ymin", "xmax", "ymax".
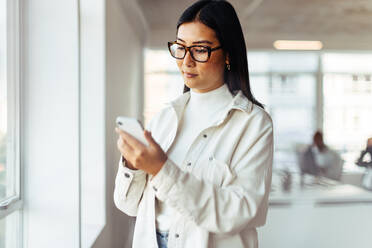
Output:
[{"xmin": 116, "ymin": 116, "xmax": 149, "ymax": 146}]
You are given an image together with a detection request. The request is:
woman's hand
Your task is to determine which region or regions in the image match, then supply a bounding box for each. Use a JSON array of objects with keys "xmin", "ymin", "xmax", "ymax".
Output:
[{"xmin": 115, "ymin": 127, "xmax": 168, "ymax": 176}]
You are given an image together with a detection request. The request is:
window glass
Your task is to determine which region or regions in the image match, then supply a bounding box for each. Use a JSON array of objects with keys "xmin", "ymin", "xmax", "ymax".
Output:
[
  {"xmin": 144, "ymin": 49, "xmax": 183, "ymax": 127},
  {"xmin": 251, "ymin": 73, "xmax": 316, "ymax": 171},
  {"xmin": 248, "ymin": 52, "xmax": 318, "ymax": 73},
  {"xmin": 323, "ymin": 72, "xmax": 372, "ymax": 171},
  {"xmin": 322, "ymin": 53, "xmax": 372, "ymax": 74},
  {"xmin": 269, "ymin": 52, "xmax": 318, "ymax": 73},
  {"xmin": 250, "ymin": 53, "xmax": 318, "ymax": 171},
  {"xmin": 145, "ymin": 49, "xmax": 179, "ymax": 73},
  {"xmin": 247, "ymin": 52, "xmax": 270, "ymax": 73}
]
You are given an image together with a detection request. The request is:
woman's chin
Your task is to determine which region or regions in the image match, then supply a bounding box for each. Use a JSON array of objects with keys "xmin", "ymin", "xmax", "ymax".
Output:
[{"xmin": 184, "ymin": 80, "xmax": 198, "ymax": 89}]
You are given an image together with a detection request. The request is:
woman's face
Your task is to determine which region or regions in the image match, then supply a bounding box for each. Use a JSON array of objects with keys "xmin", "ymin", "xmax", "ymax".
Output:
[{"xmin": 176, "ymin": 22, "xmax": 227, "ymax": 93}]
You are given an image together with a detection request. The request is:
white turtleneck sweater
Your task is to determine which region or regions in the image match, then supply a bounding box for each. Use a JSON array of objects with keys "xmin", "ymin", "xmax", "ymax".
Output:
[{"xmin": 155, "ymin": 83, "xmax": 233, "ymax": 231}]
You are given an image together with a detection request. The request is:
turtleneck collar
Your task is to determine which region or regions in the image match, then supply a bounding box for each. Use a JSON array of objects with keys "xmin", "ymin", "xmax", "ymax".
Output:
[
  {"xmin": 187, "ymin": 83, "xmax": 233, "ymax": 114},
  {"xmin": 190, "ymin": 83, "xmax": 231, "ymax": 102}
]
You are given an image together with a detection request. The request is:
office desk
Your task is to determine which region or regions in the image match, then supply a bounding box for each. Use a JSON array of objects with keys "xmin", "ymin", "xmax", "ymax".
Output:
[{"xmin": 258, "ymin": 171, "xmax": 372, "ymax": 248}]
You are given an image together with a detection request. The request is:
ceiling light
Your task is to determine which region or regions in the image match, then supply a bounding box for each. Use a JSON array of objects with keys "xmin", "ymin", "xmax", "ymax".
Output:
[{"xmin": 273, "ymin": 40, "xmax": 323, "ymax": 50}]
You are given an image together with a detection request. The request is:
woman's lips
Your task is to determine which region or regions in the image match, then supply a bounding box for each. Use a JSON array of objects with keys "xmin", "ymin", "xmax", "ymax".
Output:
[{"xmin": 184, "ymin": 72, "xmax": 198, "ymax": 78}]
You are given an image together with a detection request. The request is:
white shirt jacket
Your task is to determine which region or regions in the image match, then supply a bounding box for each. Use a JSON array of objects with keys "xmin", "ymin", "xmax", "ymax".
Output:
[{"xmin": 114, "ymin": 90, "xmax": 274, "ymax": 248}]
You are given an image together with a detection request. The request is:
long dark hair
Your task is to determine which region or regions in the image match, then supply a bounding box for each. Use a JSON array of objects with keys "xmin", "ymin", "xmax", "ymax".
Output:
[{"xmin": 177, "ymin": 0, "xmax": 264, "ymax": 108}]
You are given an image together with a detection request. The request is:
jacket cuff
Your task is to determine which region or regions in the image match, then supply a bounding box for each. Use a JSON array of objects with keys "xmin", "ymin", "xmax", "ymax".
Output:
[
  {"xmin": 149, "ymin": 158, "xmax": 179, "ymax": 202},
  {"xmin": 118, "ymin": 157, "xmax": 147, "ymax": 182}
]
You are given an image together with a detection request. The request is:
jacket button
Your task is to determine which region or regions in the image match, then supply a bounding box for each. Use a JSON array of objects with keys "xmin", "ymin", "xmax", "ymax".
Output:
[
  {"xmin": 203, "ymin": 134, "xmax": 207, "ymax": 138},
  {"xmin": 187, "ymin": 162, "xmax": 191, "ymax": 166},
  {"xmin": 175, "ymin": 233, "xmax": 179, "ymax": 238},
  {"xmin": 124, "ymin": 173, "xmax": 130, "ymax": 178},
  {"xmin": 153, "ymin": 186, "xmax": 158, "ymax": 192}
]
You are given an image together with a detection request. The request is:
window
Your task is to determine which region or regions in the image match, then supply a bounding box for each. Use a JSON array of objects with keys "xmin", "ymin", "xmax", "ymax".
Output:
[
  {"xmin": 249, "ymin": 52, "xmax": 318, "ymax": 171},
  {"xmin": 0, "ymin": 0, "xmax": 7, "ymax": 201},
  {"xmin": 322, "ymin": 53, "xmax": 372, "ymax": 172},
  {"xmin": 143, "ymin": 49, "xmax": 183, "ymax": 126},
  {"xmin": 0, "ymin": 0, "xmax": 22, "ymax": 247},
  {"xmin": 252, "ymin": 73, "xmax": 316, "ymax": 148}
]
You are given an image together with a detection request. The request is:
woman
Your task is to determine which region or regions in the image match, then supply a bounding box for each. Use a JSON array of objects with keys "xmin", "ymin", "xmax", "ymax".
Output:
[
  {"xmin": 114, "ymin": 1, "xmax": 273, "ymax": 247},
  {"xmin": 356, "ymin": 138, "xmax": 372, "ymax": 190}
]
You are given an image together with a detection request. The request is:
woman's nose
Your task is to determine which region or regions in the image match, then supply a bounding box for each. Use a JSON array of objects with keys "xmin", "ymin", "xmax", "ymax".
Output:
[{"xmin": 183, "ymin": 50, "xmax": 195, "ymax": 67}]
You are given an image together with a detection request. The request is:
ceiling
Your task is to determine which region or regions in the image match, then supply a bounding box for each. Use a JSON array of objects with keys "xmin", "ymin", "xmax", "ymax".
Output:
[{"xmin": 137, "ymin": 0, "xmax": 372, "ymax": 50}]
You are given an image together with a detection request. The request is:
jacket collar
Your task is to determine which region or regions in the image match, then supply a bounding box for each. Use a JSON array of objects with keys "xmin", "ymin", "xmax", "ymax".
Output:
[
  {"xmin": 165, "ymin": 89, "xmax": 253, "ymax": 126},
  {"xmin": 229, "ymin": 90, "xmax": 254, "ymax": 114}
]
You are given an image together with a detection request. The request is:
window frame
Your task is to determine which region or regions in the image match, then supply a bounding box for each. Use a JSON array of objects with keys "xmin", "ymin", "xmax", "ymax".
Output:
[{"xmin": 0, "ymin": 0, "xmax": 22, "ymax": 241}]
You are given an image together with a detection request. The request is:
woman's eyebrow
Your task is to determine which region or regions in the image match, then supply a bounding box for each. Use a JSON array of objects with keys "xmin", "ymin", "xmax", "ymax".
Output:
[
  {"xmin": 177, "ymin": 37, "xmax": 213, "ymax": 45},
  {"xmin": 193, "ymin": 40, "xmax": 213, "ymax": 45}
]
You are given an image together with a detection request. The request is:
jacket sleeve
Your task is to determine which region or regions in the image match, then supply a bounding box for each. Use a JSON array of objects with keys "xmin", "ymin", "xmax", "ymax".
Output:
[
  {"xmin": 113, "ymin": 157, "xmax": 147, "ymax": 217},
  {"xmin": 149, "ymin": 115, "xmax": 273, "ymax": 235}
]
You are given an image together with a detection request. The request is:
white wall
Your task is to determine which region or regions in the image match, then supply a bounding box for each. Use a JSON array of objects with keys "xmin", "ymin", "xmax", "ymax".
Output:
[
  {"xmin": 22, "ymin": 0, "xmax": 80, "ymax": 246},
  {"xmin": 92, "ymin": 0, "xmax": 146, "ymax": 247}
]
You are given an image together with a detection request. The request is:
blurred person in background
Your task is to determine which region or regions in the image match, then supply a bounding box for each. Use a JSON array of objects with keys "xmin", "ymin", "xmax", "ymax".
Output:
[
  {"xmin": 113, "ymin": 1, "xmax": 273, "ymax": 247},
  {"xmin": 356, "ymin": 137, "xmax": 372, "ymax": 190},
  {"xmin": 300, "ymin": 131, "xmax": 343, "ymax": 180}
]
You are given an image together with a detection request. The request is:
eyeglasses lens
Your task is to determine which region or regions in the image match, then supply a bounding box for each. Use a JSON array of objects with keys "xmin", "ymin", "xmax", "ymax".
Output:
[{"xmin": 169, "ymin": 44, "xmax": 209, "ymax": 62}]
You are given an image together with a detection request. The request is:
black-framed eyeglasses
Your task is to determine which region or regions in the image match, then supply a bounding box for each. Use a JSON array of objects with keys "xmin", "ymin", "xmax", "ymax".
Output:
[{"xmin": 167, "ymin": 41, "xmax": 222, "ymax": 63}]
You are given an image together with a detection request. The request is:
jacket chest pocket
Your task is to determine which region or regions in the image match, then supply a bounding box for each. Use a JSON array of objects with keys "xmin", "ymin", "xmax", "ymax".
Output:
[{"xmin": 193, "ymin": 156, "xmax": 236, "ymax": 187}]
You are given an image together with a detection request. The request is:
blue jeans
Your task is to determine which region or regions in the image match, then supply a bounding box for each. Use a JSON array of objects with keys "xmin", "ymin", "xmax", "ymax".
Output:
[{"xmin": 156, "ymin": 230, "xmax": 169, "ymax": 248}]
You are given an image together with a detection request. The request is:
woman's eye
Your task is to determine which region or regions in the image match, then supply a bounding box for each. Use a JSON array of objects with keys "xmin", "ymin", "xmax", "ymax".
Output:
[
  {"xmin": 195, "ymin": 48, "xmax": 207, "ymax": 54},
  {"xmin": 177, "ymin": 46, "xmax": 185, "ymax": 51}
]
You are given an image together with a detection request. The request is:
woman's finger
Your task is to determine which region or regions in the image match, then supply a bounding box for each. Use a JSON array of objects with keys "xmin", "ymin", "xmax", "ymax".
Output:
[
  {"xmin": 117, "ymin": 137, "xmax": 135, "ymax": 162},
  {"xmin": 117, "ymin": 128, "xmax": 145, "ymax": 151}
]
